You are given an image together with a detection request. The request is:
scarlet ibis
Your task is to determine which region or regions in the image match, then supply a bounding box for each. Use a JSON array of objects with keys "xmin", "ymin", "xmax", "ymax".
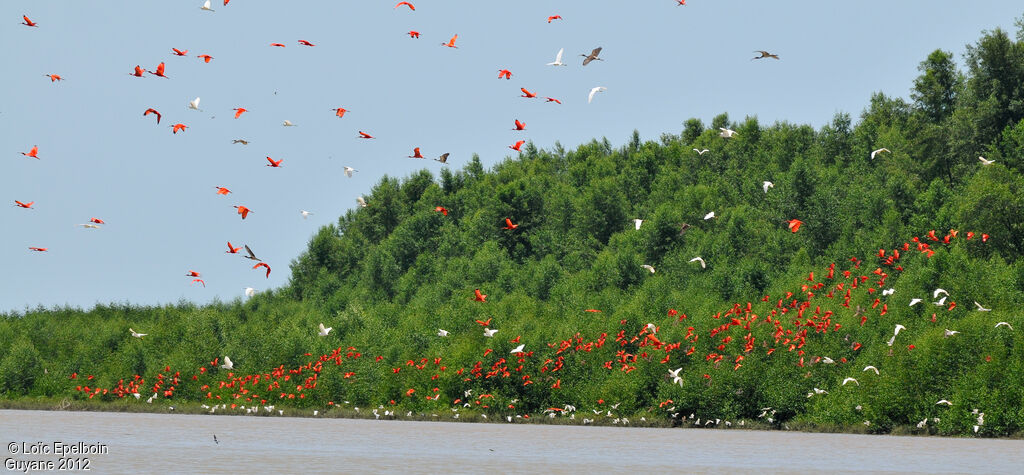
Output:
[
  {"xmin": 513, "ymin": 119, "xmax": 526, "ymax": 130},
  {"xmin": 21, "ymin": 15, "xmax": 38, "ymax": 27},
  {"xmin": 266, "ymin": 157, "xmax": 283, "ymax": 167},
  {"xmin": 197, "ymin": 54, "xmax": 213, "ymax": 63},
  {"xmin": 547, "ymin": 15, "xmax": 562, "ymax": 23},
  {"xmin": 172, "ymin": 48, "xmax": 188, "ymax": 56},
  {"xmin": 233, "ymin": 108, "xmax": 247, "ymax": 119},
  {"xmin": 498, "ymin": 69, "xmax": 512, "ymax": 79},
  {"xmin": 332, "ymin": 107, "xmax": 348, "ymax": 118},
  {"xmin": 395, "ymin": 1, "xmax": 414, "ymax": 10},
  {"xmin": 234, "ymin": 205, "xmax": 252, "ymax": 219},
  {"xmin": 21, "ymin": 145, "xmax": 39, "ymax": 159},
  {"xmin": 144, "ymin": 108, "xmax": 162, "ymax": 124},
  {"xmin": 509, "ymin": 140, "xmax": 525, "ymax": 151},
  {"xmin": 254, "ymin": 262, "xmax": 271, "ymax": 278},
  {"xmin": 408, "ymin": 147, "xmax": 424, "ymax": 159},
  {"xmin": 474, "ymin": 289, "xmax": 487, "ymax": 302},
  {"xmin": 503, "ymin": 218, "xmax": 518, "ymax": 230},
  {"xmin": 170, "ymin": 123, "xmax": 187, "ymax": 133},
  {"xmin": 441, "ymin": 34, "xmax": 458, "ymax": 48},
  {"xmin": 148, "ymin": 62, "xmax": 168, "ymax": 78},
  {"xmin": 298, "ymin": 40, "xmax": 315, "ymax": 47},
  {"xmin": 358, "ymin": 131, "xmax": 374, "ymax": 139},
  {"xmin": 14, "ymin": 200, "xmax": 34, "ymax": 209},
  {"xmin": 434, "ymin": 206, "xmax": 448, "ymax": 216},
  {"xmin": 45, "ymin": 74, "xmax": 63, "ymax": 82},
  {"xmin": 520, "ymin": 88, "xmax": 537, "ymax": 98},
  {"xmin": 408, "ymin": 31, "xmax": 420, "ymax": 38},
  {"xmin": 226, "ymin": 242, "xmax": 241, "ymax": 254}
]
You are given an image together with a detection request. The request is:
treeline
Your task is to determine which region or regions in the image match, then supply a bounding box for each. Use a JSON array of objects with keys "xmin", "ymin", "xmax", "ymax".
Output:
[{"xmin": 3, "ymin": 21, "xmax": 1024, "ymax": 436}]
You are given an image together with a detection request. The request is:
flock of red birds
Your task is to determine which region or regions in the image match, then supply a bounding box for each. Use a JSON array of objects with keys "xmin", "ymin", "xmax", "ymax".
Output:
[{"xmin": 15, "ymin": 6, "xmax": 1005, "ymax": 428}]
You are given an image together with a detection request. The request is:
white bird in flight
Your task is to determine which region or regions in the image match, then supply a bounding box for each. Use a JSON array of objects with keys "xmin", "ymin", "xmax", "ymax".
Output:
[
  {"xmin": 641, "ymin": 264, "xmax": 656, "ymax": 274},
  {"xmin": 301, "ymin": 210, "xmax": 313, "ymax": 219},
  {"xmin": 703, "ymin": 211, "xmax": 716, "ymax": 220},
  {"xmin": 318, "ymin": 323, "xmax": 332, "ymax": 336},
  {"xmin": 870, "ymin": 148, "xmax": 890, "ymax": 160},
  {"xmin": 909, "ymin": 298, "xmax": 922, "ymax": 306},
  {"xmin": 344, "ymin": 166, "xmax": 357, "ymax": 178},
  {"xmin": 693, "ymin": 148, "xmax": 709, "ymax": 156},
  {"xmin": 77, "ymin": 223, "xmax": 101, "ymax": 229},
  {"xmin": 356, "ymin": 196, "xmax": 368, "ymax": 208},
  {"xmin": 129, "ymin": 328, "xmax": 147, "ymax": 338},
  {"xmin": 546, "ymin": 48, "xmax": 566, "ymax": 66},
  {"xmin": 933, "ymin": 288, "xmax": 949, "ymax": 299},
  {"xmin": 282, "ymin": 120, "xmax": 296, "ymax": 127},
  {"xmin": 437, "ymin": 329, "xmax": 449, "ymax": 337},
  {"xmin": 588, "ymin": 86, "xmax": 607, "ymax": 104},
  {"xmin": 510, "ymin": 344, "xmax": 525, "ymax": 354},
  {"xmin": 943, "ymin": 329, "xmax": 959, "ymax": 338},
  {"xmin": 221, "ymin": 356, "xmax": 234, "ymax": 370},
  {"xmin": 244, "ymin": 287, "xmax": 256, "ymax": 297},
  {"xmin": 646, "ymin": 323, "xmax": 657, "ymax": 333},
  {"xmin": 936, "ymin": 399, "xmax": 953, "ymax": 406},
  {"xmin": 633, "ymin": 219, "xmax": 643, "ymax": 230},
  {"xmin": 806, "ymin": 388, "xmax": 828, "ymax": 398},
  {"xmin": 483, "ymin": 328, "xmax": 498, "ymax": 338},
  {"xmin": 689, "ymin": 257, "xmax": 706, "ymax": 269},
  {"xmin": 863, "ymin": 365, "xmax": 879, "ymax": 375},
  {"xmin": 762, "ymin": 181, "xmax": 774, "ymax": 193},
  {"xmin": 188, "ymin": 97, "xmax": 201, "ymax": 111},
  {"xmin": 978, "ymin": 156, "xmax": 995, "ymax": 166},
  {"xmin": 881, "ymin": 288, "xmax": 895, "ymax": 296},
  {"xmin": 933, "ymin": 296, "xmax": 947, "ymax": 306},
  {"xmin": 974, "ymin": 301, "xmax": 991, "ymax": 312},
  {"xmin": 887, "ymin": 324, "xmax": 907, "ymax": 346},
  {"xmin": 719, "ymin": 127, "xmax": 738, "ymax": 138},
  {"xmin": 995, "ymin": 322, "xmax": 1013, "ymax": 330},
  {"xmin": 200, "ymin": 0, "xmax": 214, "ymax": 12},
  {"xmin": 668, "ymin": 367, "xmax": 683, "ymax": 386},
  {"xmin": 842, "ymin": 377, "xmax": 859, "ymax": 386}
]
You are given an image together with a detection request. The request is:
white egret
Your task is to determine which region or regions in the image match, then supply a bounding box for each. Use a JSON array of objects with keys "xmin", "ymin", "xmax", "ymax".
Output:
[
  {"xmin": 978, "ymin": 156, "xmax": 994, "ymax": 166},
  {"xmin": 762, "ymin": 181, "xmax": 774, "ymax": 193},
  {"xmin": 719, "ymin": 127, "xmax": 738, "ymax": 138},
  {"xmin": 689, "ymin": 257, "xmax": 706, "ymax": 269},
  {"xmin": 318, "ymin": 323, "xmax": 332, "ymax": 336},
  {"xmin": 221, "ymin": 356, "xmax": 234, "ymax": 370},
  {"xmin": 546, "ymin": 48, "xmax": 566, "ymax": 66},
  {"xmin": 129, "ymin": 328, "xmax": 147, "ymax": 338},
  {"xmin": 437, "ymin": 329, "xmax": 449, "ymax": 337},
  {"xmin": 588, "ymin": 86, "xmax": 607, "ymax": 104},
  {"xmin": 344, "ymin": 166, "xmax": 357, "ymax": 178},
  {"xmin": 483, "ymin": 328, "xmax": 498, "ymax": 338},
  {"xmin": 870, "ymin": 148, "xmax": 890, "ymax": 160},
  {"xmin": 510, "ymin": 344, "xmax": 525, "ymax": 354},
  {"xmin": 974, "ymin": 301, "xmax": 991, "ymax": 312},
  {"xmin": 641, "ymin": 264, "xmax": 655, "ymax": 274}
]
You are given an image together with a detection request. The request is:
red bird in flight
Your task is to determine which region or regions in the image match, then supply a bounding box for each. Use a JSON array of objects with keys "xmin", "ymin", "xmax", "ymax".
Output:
[
  {"xmin": 14, "ymin": 200, "xmax": 34, "ymax": 209},
  {"xmin": 513, "ymin": 119, "xmax": 526, "ymax": 131},
  {"xmin": 332, "ymin": 107, "xmax": 348, "ymax": 118},
  {"xmin": 509, "ymin": 140, "xmax": 525, "ymax": 152},
  {"xmin": 170, "ymin": 123, "xmax": 187, "ymax": 134},
  {"xmin": 234, "ymin": 205, "xmax": 252, "ymax": 219},
  {"xmin": 473, "ymin": 289, "xmax": 487, "ymax": 302},
  {"xmin": 298, "ymin": 40, "xmax": 315, "ymax": 46},
  {"xmin": 434, "ymin": 206, "xmax": 448, "ymax": 216},
  {"xmin": 498, "ymin": 69, "xmax": 512, "ymax": 80},
  {"xmin": 21, "ymin": 145, "xmax": 39, "ymax": 159},
  {"xmin": 130, "ymin": 65, "xmax": 145, "ymax": 78},
  {"xmin": 547, "ymin": 15, "xmax": 562, "ymax": 23},
  {"xmin": 171, "ymin": 48, "xmax": 188, "ymax": 56},
  {"xmin": 215, "ymin": 186, "xmax": 231, "ymax": 195},
  {"xmin": 233, "ymin": 108, "xmax": 247, "ymax": 119},
  {"xmin": 787, "ymin": 219, "xmax": 803, "ymax": 233},
  {"xmin": 270, "ymin": 43, "xmax": 286, "ymax": 47},
  {"xmin": 545, "ymin": 97, "xmax": 561, "ymax": 104},
  {"xmin": 395, "ymin": 2, "xmax": 415, "ymax": 10},
  {"xmin": 266, "ymin": 157, "xmax": 283, "ymax": 167},
  {"xmin": 197, "ymin": 54, "xmax": 214, "ymax": 63},
  {"xmin": 503, "ymin": 218, "xmax": 519, "ymax": 230},
  {"xmin": 21, "ymin": 15, "xmax": 38, "ymax": 27},
  {"xmin": 442, "ymin": 34, "xmax": 458, "ymax": 48},
  {"xmin": 358, "ymin": 131, "xmax": 375, "ymax": 139},
  {"xmin": 407, "ymin": 31, "xmax": 420, "ymax": 38},
  {"xmin": 144, "ymin": 108, "xmax": 162, "ymax": 124},
  {"xmin": 29, "ymin": 247, "xmax": 48, "ymax": 252},
  {"xmin": 408, "ymin": 147, "xmax": 424, "ymax": 159},
  {"xmin": 148, "ymin": 62, "xmax": 168, "ymax": 78},
  {"xmin": 226, "ymin": 242, "xmax": 241, "ymax": 254},
  {"xmin": 254, "ymin": 262, "xmax": 271, "ymax": 278},
  {"xmin": 45, "ymin": 74, "xmax": 63, "ymax": 82},
  {"xmin": 520, "ymin": 88, "xmax": 537, "ymax": 98}
]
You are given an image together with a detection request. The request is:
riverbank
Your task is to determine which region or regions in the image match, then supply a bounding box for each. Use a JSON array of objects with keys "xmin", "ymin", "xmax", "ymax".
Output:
[{"xmin": 3, "ymin": 397, "xmax": 1019, "ymax": 439}]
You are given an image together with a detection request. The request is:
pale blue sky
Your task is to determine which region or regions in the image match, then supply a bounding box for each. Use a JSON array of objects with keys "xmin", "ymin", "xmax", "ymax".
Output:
[{"xmin": 2, "ymin": 1, "xmax": 1021, "ymax": 313}]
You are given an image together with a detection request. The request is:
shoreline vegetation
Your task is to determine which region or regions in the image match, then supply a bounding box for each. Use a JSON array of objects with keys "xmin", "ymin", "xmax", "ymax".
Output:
[
  {"xmin": 5, "ymin": 20, "xmax": 1024, "ymax": 439},
  {"xmin": 4, "ymin": 398, "xmax": 1020, "ymax": 439}
]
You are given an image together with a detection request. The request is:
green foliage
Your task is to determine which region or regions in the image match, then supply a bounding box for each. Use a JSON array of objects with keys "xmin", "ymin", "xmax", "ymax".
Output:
[{"xmin": 5, "ymin": 18, "xmax": 1024, "ymax": 436}]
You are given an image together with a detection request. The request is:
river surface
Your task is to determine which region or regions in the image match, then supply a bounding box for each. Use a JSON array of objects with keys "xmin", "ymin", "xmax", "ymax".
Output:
[{"xmin": 1, "ymin": 409, "xmax": 1021, "ymax": 474}]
